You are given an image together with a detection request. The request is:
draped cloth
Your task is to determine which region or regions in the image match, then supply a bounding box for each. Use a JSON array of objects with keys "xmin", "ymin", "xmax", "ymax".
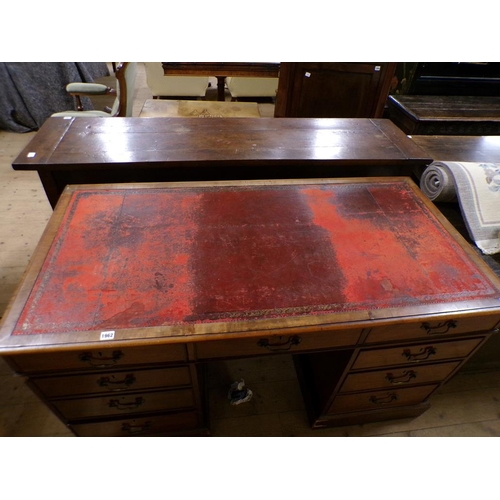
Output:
[
  {"xmin": 420, "ymin": 161, "xmax": 500, "ymax": 255},
  {"xmin": 0, "ymin": 62, "xmax": 109, "ymax": 132}
]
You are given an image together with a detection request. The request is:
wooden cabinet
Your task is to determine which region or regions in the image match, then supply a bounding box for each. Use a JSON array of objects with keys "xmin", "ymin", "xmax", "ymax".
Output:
[
  {"xmin": 274, "ymin": 62, "xmax": 396, "ymax": 118},
  {"xmin": 403, "ymin": 62, "xmax": 500, "ymax": 96}
]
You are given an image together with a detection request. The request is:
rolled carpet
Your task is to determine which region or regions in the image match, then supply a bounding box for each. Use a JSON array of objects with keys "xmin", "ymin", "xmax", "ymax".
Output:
[{"xmin": 420, "ymin": 161, "xmax": 500, "ymax": 255}]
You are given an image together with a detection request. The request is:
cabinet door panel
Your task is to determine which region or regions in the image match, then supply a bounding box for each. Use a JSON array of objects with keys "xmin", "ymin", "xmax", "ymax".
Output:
[{"xmin": 275, "ymin": 62, "xmax": 395, "ymax": 118}]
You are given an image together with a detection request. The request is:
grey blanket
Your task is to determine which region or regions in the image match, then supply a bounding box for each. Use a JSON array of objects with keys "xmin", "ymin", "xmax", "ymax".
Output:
[{"xmin": 0, "ymin": 62, "xmax": 109, "ymax": 133}]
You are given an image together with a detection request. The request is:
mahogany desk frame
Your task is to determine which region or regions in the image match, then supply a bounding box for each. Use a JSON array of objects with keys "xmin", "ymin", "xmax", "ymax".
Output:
[
  {"xmin": 161, "ymin": 62, "xmax": 280, "ymax": 101},
  {"xmin": 12, "ymin": 117, "xmax": 432, "ymax": 209},
  {"xmin": 1, "ymin": 178, "xmax": 500, "ymax": 436}
]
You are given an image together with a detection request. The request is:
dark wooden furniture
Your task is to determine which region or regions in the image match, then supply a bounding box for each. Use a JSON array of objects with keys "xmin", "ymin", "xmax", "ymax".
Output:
[
  {"xmin": 410, "ymin": 135, "xmax": 500, "ymax": 163},
  {"xmin": 388, "ymin": 95, "xmax": 500, "ymax": 135},
  {"xmin": 12, "ymin": 117, "xmax": 432, "ymax": 208},
  {"xmin": 1, "ymin": 178, "xmax": 499, "ymax": 436},
  {"xmin": 410, "ymin": 133, "xmax": 500, "ymax": 370},
  {"xmin": 274, "ymin": 63, "xmax": 396, "ymax": 118},
  {"xmin": 162, "ymin": 63, "xmax": 280, "ymax": 101},
  {"xmin": 404, "ymin": 62, "xmax": 500, "ymax": 96}
]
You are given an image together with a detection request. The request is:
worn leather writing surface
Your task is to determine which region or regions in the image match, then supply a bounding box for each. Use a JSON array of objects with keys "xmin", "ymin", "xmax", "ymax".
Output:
[{"xmin": 14, "ymin": 182, "xmax": 499, "ymax": 335}]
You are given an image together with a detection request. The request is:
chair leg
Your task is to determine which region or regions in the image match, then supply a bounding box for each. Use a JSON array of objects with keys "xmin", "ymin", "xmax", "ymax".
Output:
[{"xmin": 75, "ymin": 95, "xmax": 84, "ymax": 111}]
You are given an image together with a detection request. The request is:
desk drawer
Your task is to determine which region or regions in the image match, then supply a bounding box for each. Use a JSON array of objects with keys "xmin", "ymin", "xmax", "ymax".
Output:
[
  {"xmin": 71, "ymin": 411, "xmax": 200, "ymax": 437},
  {"xmin": 327, "ymin": 385, "xmax": 438, "ymax": 414},
  {"xmin": 339, "ymin": 361, "xmax": 460, "ymax": 393},
  {"xmin": 31, "ymin": 366, "xmax": 192, "ymax": 398},
  {"xmin": 351, "ymin": 337, "xmax": 483, "ymax": 370},
  {"xmin": 365, "ymin": 314, "xmax": 500, "ymax": 344},
  {"xmin": 11, "ymin": 343, "xmax": 188, "ymax": 374},
  {"xmin": 195, "ymin": 328, "xmax": 362, "ymax": 360},
  {"xmin": 52, "ymin": 388, "xmax": 195, "ymax": 420}
]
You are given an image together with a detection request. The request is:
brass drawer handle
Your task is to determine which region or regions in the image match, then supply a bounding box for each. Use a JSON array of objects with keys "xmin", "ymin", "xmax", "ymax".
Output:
[
  {"xmin": 108, "ymin": 397, "xmax": 144, "ymax": 411},
  {"xmin": 79, "ymin": 350, "xmax": 124, "ymax": 367},
  {"xmin": 420, "ymin": 320, "xmax": 457, "ymax": 335},
  {"xmin": 121, "ymin": 421, "xmax": 152, "ymax": 434},
  {"xmin": 385, "ymin": 370, "xmax": 417, "ymax": 385},
  {"xmin": 402, "ymin": 346, "xmax": 436, "ymax": 363},
  {"xmin": 257, "ymin": 335, "xmax": 301, "ymax": 352},
  {"xmin": 97, "ymin": 373, "xmax": 136, "ymax": 391},
  {"xmin": 369, "ymin": 393, "xmax": 398, "ymax": 405}
]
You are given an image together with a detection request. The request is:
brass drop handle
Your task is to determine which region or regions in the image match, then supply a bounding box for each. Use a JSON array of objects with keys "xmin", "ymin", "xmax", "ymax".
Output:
[
  {"xmin": 121, "ymin": 421, "xmax": 152, "ymax": 434},
  {"xmin": 79, "ymin": 350, "xmax": 124, "ymax": 368},
  {"xmin": 385, "ymin": 370, "xmax": 417, "ymax": 385},
  {"xmin": 109, "ymin": 397, "xmax": 144, "ymax": 411},
  {"xmin": 369, "ymin": 393, "xmax": 398, "ymax": 405},
  {"xmin": 97, "ymin": 373, "xmax": 136, "ymax": 391},
  {"xmin": 420, "ymin": 320, "xmax": 457, "ymax": 335},
  {"xmin": 402, "ymin": 346, "xmax": 437, "ymax": 363},
  {"xmin": 257, "ymin": 335, "xmax": 301, "ymax": 352}
]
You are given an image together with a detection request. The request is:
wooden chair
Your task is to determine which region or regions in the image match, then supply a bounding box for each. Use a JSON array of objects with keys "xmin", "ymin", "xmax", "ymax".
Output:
[{"xmin": 52, "ymin": 62, "xmax": 137, "ymax": 117}]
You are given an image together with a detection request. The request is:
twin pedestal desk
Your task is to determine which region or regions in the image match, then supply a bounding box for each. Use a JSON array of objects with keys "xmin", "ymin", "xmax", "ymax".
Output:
[{"xmin": 1, "ymin": 178, "xmax": 500, "ymax": 436}]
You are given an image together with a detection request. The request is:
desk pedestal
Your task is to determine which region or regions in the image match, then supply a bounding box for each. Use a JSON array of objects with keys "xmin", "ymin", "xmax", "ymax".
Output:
[{"xmin": 1, "ymin": 179, "xmax": 500, "ymax": 436}]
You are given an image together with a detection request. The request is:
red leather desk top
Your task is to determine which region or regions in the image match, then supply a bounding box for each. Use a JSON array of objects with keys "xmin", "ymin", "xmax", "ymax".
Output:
[{"xmin": 11, "ymin": 179, "xmax": 500, "ymax": 338}]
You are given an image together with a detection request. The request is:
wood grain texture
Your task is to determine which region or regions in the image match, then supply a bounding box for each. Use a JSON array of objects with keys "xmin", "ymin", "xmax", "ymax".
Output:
[
  {"xmin": 11, "ymin": 117, "xmax": 432, "ymax": 208},
  {"xmin": 2, "ymin": 64, "xmax": 500, "ymax": 437}
]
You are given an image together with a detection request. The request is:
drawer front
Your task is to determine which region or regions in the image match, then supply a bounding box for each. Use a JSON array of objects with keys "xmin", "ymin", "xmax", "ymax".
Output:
[
  {"xmin": 52, "ymin": 388, "xmax": 195, "ymax": 420},
  {"xmin": 328, "ymin": 385, "xmax": 438, "ymax": 414},
  {"xmin": 365, "ymin": 314, "xmax": 500, "ymax": 344},
  {"xmin": 71, "ymin": 411, "xmax": 200, "ymax": 437},
  {"xmin": 340, "ymin": 361, "xmax": 460, "ymax": 393},
  {"xmin": 11, "ymin": 343, "xmax": 188, "ymax": 374},
  {"xmin": 352, "ymin": 337, "xmax": 484, "ymax": 370},
  {"xmin": 31, "ymin": 366, "xmax": 192, "ymax": 398},
  {"xmin": 195, "ymin": 328, "xmax": 361, "ymax": 360}
]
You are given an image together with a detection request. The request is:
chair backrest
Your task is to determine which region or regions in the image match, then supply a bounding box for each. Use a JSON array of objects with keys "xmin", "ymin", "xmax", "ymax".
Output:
[{"xmin": 111, "ymin": 62, "xmax": 137, "ymax": 117}]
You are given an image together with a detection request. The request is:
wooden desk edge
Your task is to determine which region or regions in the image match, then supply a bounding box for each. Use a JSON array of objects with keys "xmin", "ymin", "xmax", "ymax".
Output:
[{"xmin": 2, "ymin": 177, "xmax": 500, "ymax": 355}]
